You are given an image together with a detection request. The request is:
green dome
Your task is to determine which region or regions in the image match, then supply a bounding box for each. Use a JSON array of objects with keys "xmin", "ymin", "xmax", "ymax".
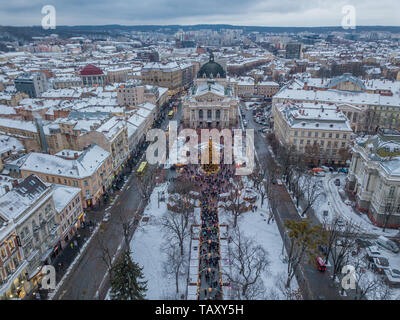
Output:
[{"xmin": 197, "ymin": 53, "xmax": 226, "ymax": 79}]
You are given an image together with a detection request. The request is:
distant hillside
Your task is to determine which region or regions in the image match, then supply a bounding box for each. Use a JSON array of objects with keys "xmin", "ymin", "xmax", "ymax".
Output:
[{"xmin": 1, "ymin": 24, "xmax": 400, "ymax": 41}]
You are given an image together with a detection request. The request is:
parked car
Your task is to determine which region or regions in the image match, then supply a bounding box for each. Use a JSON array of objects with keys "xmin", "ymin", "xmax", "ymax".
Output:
[
  {"xmin": 329, "ymin": 167, "xmax": 335, "ymax": 172},
  {"xmin": 336, "ymin": 219, "xmax": 345, "ymax": 227},
  {"xmin": 377, "ymin": 235, "xmax": 400, "ymax": 253},
  {"xmin": 384, "ymin": 268, "xmax": 400, "ymax": 287},
  {"xmin": 339, "ymin": 168, "xmax": 349, "ymax": 174},
  {"xmin": 372, "ymin": 256, "xmax": 390, "ymax": 274},
  {"xmin": 355, "ymin": 238, "xmax": 373, "ymax": 248},
  {"xmin": 321, "ymin": 166, "xmax": 330, "ymax": 172},
  {"xmin": 365, "ymin": 246, "xmax": 384, "ymax": 262},
  {"xmin": 103, "ymin": 212, "xmax": 111, "ymax": 222},
  {"xmin": 316, "ymin": 257, "xmax": 327, "ymax": 272}
]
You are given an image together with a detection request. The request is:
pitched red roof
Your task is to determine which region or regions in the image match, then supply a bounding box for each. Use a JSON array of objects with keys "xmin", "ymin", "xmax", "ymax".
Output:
[{"xmin": 80, "ymin": 64, "xmax": 104, "ymax": 76}]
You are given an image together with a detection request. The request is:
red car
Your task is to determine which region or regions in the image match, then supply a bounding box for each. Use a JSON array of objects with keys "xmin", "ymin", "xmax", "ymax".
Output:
[{"xmin": 316, "ymin": 257, "xmax": 327, "ymax": 272}]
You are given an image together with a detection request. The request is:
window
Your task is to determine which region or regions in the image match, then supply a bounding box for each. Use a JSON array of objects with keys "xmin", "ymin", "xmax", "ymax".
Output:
[
  {"xmin": 293, "ymin": 139, "xmax": 297, "ymax": 144},
  {"xmin": 315, "ymin": 132, "xmax": 318, "ymax": 138},
  {"xmin": 343, "ymin": 134, "xmax": 347, "ymax": 139},
  {"xmin": 207, "ymin": 110, "xmax": 212, "ymax": 119},
  {"xmin": 389, "ymin": 186, "xmax": 396, "ymax": 198},
  {"xmin": 8, "ymin": 239, "xmax": 15, "ymax": 251},
  {"xmin": 294, "ymin": 131, "xmax": 298, "ymax": 136},
  {"xmin": 336, "ymin": 134, "xmax": 339, "ymax": 139},
  {"xmin": 308, "ymin": 132, "xmax": 312, "ymax": 137},
  {"xmin": 1, "ymin": 246, "xmax": 6, "ymax": 259}
]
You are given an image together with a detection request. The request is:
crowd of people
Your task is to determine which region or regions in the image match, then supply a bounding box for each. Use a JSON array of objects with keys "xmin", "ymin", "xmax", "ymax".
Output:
[{"xmin": 182, "ymin": 160, "xmax": 236, "ymax": 300}]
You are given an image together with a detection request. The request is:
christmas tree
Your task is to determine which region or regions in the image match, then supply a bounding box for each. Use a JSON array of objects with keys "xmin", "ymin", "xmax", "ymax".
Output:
[{"xmin": 110, "ymin": 251, "xmax": 148, "ymax": 300}]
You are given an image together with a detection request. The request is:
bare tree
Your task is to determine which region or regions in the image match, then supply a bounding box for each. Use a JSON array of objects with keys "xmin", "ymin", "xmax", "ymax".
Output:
[
  {"xmin": 271, "ymin": 272, "xmax": 303, "ymax": 300},
  {"xmin": 300, "ymin": 174, "xmax": 322, "ymax": 217},
  {"xmin": 170, "ymin": 182, "xmax": 196, "ymax": 229},
  {"xmin": 162, "ymin": 243, "xmax": 186, "ymax": 298},
  {"xmin": 138, "ymin": 166, "xmax": 158, "ymax": 202},
  {"xmin": 320, "ymin": 215, "xmax": 342, "ymax": 265},
  {"xmin": 351, "ymin": 254, "xmax": 392, "ymax": 300},
  {"xmin": 159, "ymin": 209, "xmax": 192, "ymax": 256},
  {"xmin": 225, "ymin": 226, "xmax": 270, "ymax": 300},
  {"xmin": 98, "ymin": 235, "xmax": 114, "ymax": 281},
  {"xmin": 254, "ymin": 155, "xmax": 277, "ymax": 208},
  {"xmin": 223, "ymin": 182, "xmax": 243, "ymax": 228},
  {"xmin": 382, "ymin": 198, "xmax": 396, "ymax": 233},
  {"xmin": 328, "ymin": 219, "xmax": 360, "ymax": 283}
]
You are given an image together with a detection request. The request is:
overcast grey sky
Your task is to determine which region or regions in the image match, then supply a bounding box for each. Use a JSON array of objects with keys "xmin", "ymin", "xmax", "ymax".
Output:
[{"xmin": 0, "ymin": 0, "xmax": 399, "ymax": 27}]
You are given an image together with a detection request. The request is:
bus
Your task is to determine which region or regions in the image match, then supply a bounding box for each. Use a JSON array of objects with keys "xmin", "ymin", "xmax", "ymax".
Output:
[
  {"xmin": 168, "ymin": 110, "xmax": 174, "ymax": 119},
  {"xmin": 137, "ymin": 161, "xmax": 148, "ymax": 176}
]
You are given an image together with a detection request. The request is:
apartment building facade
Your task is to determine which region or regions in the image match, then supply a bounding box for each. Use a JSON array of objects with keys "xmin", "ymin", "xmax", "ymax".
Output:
[
  {"xmin": 347, "ymin": 129, "xmax": 400, "ymax": 228},
  {"xmin": 19, "ymin": 144, "xmax": 112, "ymax": 208},
  {"xmin": 273, "ymin": 102, "xmax": 353, "ymax": 165}
]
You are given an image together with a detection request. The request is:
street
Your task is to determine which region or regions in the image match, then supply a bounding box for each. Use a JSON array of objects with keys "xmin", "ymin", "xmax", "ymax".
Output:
[
  {"xmin": 52, "ymin": 99, "xmax": 181, "ymax": 300},
  {"xmin": 241, "ymin": 101, "xmax": 343, "ymax": 300}
]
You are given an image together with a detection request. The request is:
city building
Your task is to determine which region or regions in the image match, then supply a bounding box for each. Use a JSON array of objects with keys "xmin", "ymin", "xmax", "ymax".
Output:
[
  {"xmin": 19, "ymin": 144, "xmax": 112, "ymax": 208},
  {"xmin": 347, "ymin": 129, "xmax": 400, "ymax": 228},
  {"xmin": 79, "ymin": 64, "xmax": 105, "ymax": 87},
  {"xmin": 14, "ymin": 72, "xmax": 48, "ymax": 98},
  {"xmin": 285, "ymin": 43, "xmax": 302, "ymax": 60},
  {"xmin": 256, "ymin": 81, "xmax": 280, "ymax": 97},
  {"xmin": 52, "ymin": 184, "xmax": 83, "ymax": 250},
  {"xmin": 0, "ymin": 175, "xmax": 58, "ymax": 296},
  {"xmin": 273, "ymin": 102, "xmax": 353, "ymax": 165},
  {"xmin": 141, "ymin": 61, "xmax": 194, "ymax": 94},
  {"xmin": 182, "ymin": 54, "xmax": 239, "ymax": 129},
  {"xmin": 0, "ymin": 223, "xmax": 27, "ymax": 300}
]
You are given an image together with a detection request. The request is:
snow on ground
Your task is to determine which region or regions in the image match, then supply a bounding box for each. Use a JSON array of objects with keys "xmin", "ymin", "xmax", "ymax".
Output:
[
  {"xmin": 346, "ymin": 244, "xmax": 400, "ymax": 300},
  {"xmin": 310, "ymin": 172, "xmax": 400, "ymax": 299},
  {"xmin": 219, "ymin": 193, "xmax": 299, "ymax": 299},
  {"xmin": 129, "ymin": 182, "xmax": 188, "ymax": 300},
  {"xmin": 313, "ymin": 172, "xmax": 398, "ymax": 237}
]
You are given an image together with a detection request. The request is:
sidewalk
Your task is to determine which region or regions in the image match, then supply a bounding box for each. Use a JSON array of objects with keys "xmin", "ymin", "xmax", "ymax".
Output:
[{"xmin": 24, "ymin": 220, "xmax": 96, "ymax": 300}]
